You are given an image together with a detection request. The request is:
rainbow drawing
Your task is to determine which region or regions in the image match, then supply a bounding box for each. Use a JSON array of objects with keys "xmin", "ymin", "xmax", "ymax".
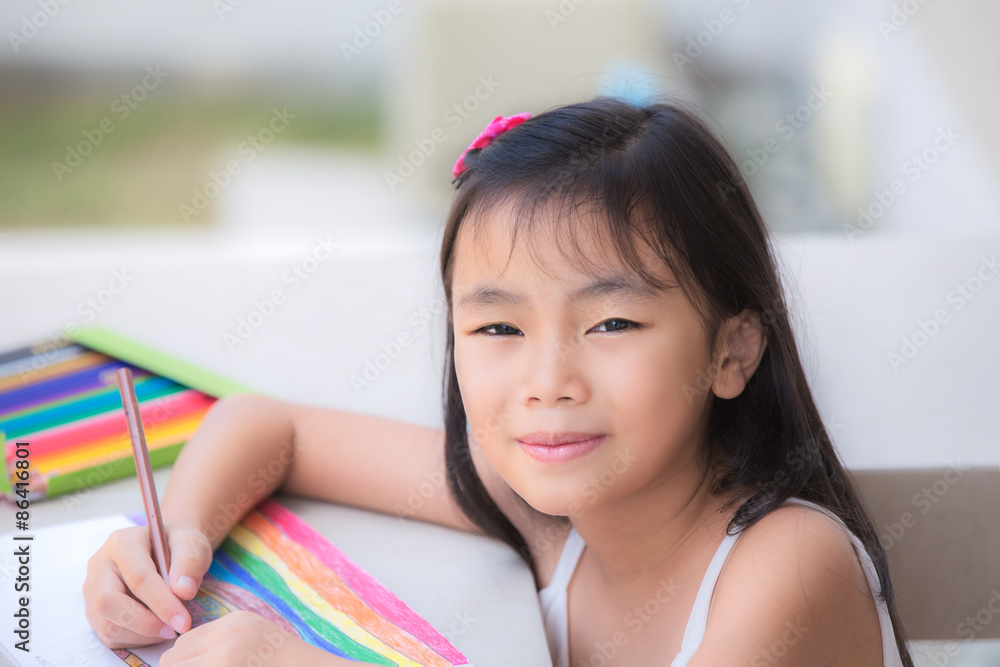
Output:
[{"xmin": 134, "ymin": 498, "xmax": 471, "ymax": 665}]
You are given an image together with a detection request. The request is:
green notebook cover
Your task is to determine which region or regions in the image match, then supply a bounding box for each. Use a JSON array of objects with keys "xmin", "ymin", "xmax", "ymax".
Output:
[{"xmin": 67, "ymin": 326, "xmax": 257, "ymax": 398}]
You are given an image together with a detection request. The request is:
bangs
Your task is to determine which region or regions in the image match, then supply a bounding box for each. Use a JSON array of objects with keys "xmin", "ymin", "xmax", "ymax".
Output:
[
  {"xmin": 453, "ymin": 143, "xmax": 710, "ymax": 329},
  {"xmin": 440, "ymin": 94, "xmax": 779, "ymax": 356}
]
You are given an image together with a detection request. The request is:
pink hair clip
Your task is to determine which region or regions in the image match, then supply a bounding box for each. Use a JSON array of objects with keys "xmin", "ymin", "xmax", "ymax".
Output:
[{"xmin": 452, "ymin": 112, "xmax": 532, "ymax": 178}]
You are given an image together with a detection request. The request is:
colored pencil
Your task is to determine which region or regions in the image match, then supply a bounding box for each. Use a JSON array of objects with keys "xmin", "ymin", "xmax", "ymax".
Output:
[
  {"xmin": 116, "ymin": 367, "xmax": 171, "ymax": 586},
  {"xmin": 0, "ymin": 329, "xmax": 239, "ymax": 500}
]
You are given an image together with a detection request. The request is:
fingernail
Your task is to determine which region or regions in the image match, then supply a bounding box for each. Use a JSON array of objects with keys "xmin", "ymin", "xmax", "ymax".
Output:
[
  {"xmin": 178, "ymin": 575, "xmax": 197, "ymax": 596},
  {"xmin": 170, "ymin": 615, "xmax": 186, "ymax": 634},
  {"xmin": 159, "ymin": 625, "xmax": 177, "ymax": 640}
]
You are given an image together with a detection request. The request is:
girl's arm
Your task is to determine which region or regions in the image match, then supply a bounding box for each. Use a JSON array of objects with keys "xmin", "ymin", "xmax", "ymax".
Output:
[
  {"xmin": 161, "ymin": 393, "xmax": 477, "ymax": 546},
  {"xmin": 85, "ymin": 393, "xmax": 486, "ymax": 650}
]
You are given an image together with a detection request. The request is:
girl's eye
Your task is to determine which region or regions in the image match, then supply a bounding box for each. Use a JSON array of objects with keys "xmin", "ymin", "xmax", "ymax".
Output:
[
  {"xmin": 474, "ymin": 319, "xmax": 639, "ymax": 337},
  {"xmin": 592, "ymin": 317, "xmax": 639, "ymax": 333},
  {"xmin": 476, "ymin": 323, "xmax": 523, "ymax": 337}
]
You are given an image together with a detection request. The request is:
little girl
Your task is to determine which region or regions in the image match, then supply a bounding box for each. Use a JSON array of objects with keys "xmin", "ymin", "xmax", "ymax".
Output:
[{"xmin": 84, "ymin": 97, "xmax": 914, "ymax": 666}]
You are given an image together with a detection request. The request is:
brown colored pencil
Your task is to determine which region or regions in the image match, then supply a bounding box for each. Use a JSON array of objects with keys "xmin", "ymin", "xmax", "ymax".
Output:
[{"xmin": 116, "ymin": 367, "xmax": 171, "ymax": 584}]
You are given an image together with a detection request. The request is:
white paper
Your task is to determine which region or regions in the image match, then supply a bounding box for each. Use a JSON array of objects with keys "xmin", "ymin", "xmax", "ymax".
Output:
[{"xmin": 0, "ymin": 514, "xmax": 175, "ymax": 666}]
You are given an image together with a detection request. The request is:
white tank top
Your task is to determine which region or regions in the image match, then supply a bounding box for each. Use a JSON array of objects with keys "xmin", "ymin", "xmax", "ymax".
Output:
[{"xmin": 537, "ymin": 497, "xmax": 904, "ymax": 667}]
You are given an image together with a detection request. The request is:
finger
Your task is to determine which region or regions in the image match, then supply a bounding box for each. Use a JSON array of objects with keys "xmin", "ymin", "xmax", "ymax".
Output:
[
  {"xmin": 165, "ymin": 527, "xmax": 214, "ymax": 604},
  {"xmin": 114, "ymin": 531, "xmax": 190, "ymax": 635},
  {"xmin": 84, "ymin": 547, "xmax": 178, "ymax": 647},
  {"xmin": 87, "ymin": 587, "xmax": 178, "ymax": 647},
  {"xmin": 159, "ymin": 616, "xmax": 226, "ymax": 666}
]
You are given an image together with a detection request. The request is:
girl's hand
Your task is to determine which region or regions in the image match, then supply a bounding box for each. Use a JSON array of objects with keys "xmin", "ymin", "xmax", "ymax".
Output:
[
  {"xmin": 159, "ymin": 611, "xmax": 344, "ymax": 666},
  {"xmin": 83, "ymin": 523, "xmax": 214, "ymax": 648}
]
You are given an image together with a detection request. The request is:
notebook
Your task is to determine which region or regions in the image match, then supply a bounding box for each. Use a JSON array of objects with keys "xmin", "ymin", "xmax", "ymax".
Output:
[{"xmin": 0, "ymin": 497, "xmax": 472, "ymax": 666}]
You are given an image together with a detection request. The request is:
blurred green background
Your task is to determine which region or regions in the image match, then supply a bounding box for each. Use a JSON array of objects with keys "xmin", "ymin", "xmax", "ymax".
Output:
[
  {"xmin": 0, "ymin": 70, "xmax": 378, "ymax": 227},
  {"xmin": 0, "ymin": 0, "xmax": 997, "ymax": 234}
]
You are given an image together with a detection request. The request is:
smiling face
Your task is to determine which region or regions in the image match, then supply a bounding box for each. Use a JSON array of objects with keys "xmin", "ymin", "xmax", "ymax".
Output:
[{"xmin": 449, "ymin": 200, "xmax": 723, "ymax": 518}]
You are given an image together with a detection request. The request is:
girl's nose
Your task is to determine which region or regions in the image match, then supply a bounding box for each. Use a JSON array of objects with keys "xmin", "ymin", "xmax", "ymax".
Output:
[{"xmin": 515, "ymin": 334, "xmax": 591, "ymax": 407}]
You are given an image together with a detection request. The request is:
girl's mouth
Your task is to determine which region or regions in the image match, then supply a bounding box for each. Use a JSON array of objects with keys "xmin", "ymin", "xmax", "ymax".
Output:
[{"xmin": 515, "ymin": 434, "xmax": 606, "ymax": 463}]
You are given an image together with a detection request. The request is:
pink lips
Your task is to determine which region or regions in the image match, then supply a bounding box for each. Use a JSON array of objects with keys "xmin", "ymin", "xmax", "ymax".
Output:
[{"xmin": 516, "ymin": 432, "xmax": 606, "ymax": 463}]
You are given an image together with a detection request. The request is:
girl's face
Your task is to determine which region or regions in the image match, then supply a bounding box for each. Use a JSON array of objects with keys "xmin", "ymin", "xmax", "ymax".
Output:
[{"xmin": 451, "ymin": 204, "xmax": 719, "ymax": 518}]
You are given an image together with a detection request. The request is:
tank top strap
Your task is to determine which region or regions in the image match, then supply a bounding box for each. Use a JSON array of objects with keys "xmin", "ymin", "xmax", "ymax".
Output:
[
  {"xmin": 670, "ymin": 528, "xmax": 742, "ymax": 665},
  {"xmin": 543, "ymin": 526, "xmax": 586, "ymax": 594},
  {"xmin": 538, "ymin": 526, "xmax": 586, "ymax": 667}
]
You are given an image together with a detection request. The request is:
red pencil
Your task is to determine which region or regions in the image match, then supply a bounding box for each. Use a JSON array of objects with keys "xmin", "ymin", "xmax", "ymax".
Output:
[{"xmin": 116, "ymin": 367, "xmax": 171, "ymax": 585}]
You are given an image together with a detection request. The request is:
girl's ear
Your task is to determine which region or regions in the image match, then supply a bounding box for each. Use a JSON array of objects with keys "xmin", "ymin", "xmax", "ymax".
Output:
[{"xmin": 710, "ymin": 309, "xmax": 768, "ymax": 400}]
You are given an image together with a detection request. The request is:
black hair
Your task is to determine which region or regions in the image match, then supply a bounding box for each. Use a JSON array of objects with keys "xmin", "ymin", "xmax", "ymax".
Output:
[{"xmin": 437, "ymin": 96, "xmax": 912, "ymax": 665}]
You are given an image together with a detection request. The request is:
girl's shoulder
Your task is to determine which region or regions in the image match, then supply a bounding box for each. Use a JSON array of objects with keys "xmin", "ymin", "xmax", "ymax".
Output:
[{"xmin": 686, "ymin": 500, "xmax": 886, "ymax": 666}]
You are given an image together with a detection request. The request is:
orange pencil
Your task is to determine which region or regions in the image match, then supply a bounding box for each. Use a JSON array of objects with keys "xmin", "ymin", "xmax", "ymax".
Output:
[{"xmin": 116, "ymin": 367, "xmax": 171, "ymax": 585}]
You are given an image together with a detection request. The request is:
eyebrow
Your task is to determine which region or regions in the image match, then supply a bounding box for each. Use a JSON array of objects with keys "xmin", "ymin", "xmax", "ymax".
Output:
[{"xmin": 455, "ymin": 273, "xmax": 667, "ymax": 310}]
